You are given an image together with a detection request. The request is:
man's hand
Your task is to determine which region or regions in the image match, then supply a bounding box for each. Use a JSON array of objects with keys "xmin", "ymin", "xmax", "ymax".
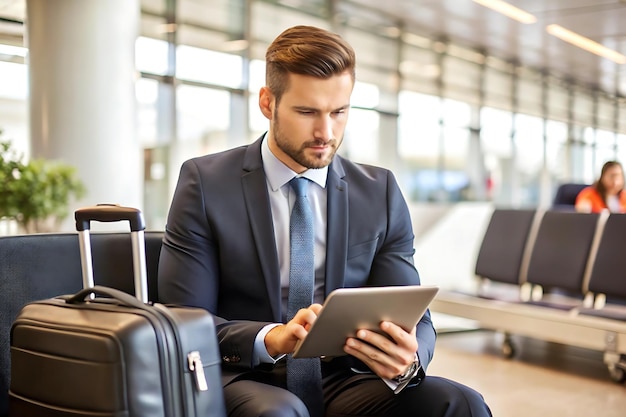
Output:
[
  {"xmin": 264, "ymin": 304, "xmax": 323, "ymax": 357},
  {"xmin": 343, "ymin": 321, "xmax": 418, "ymax": 380}
]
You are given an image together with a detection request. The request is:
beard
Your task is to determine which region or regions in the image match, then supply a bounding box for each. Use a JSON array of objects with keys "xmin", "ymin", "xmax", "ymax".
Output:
[{"xmin": 272, "ymin": 113, "xmax": 341, "ymax": 169}]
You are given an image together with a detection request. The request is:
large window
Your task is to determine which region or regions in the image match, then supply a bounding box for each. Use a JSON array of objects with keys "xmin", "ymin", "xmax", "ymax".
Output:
[
  {"xmin": 177, "ymin": 46, "xmax": 243, "ymax": 88},
  {"xmin": 0, "ymin": 61, "xmax": 29, "ymax": 156},
  {"xmin": 3, "ymin": 0, "xmax": 626, "ymax": 228},
  {"xmin": 514, "ymin": 114, "xmax": 544, "ymax": 205}
]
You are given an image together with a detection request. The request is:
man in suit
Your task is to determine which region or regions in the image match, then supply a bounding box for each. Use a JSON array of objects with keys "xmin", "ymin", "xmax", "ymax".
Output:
[{"xmin": 158, "ymin": 25, "xmax": 491, "ymax": 417}]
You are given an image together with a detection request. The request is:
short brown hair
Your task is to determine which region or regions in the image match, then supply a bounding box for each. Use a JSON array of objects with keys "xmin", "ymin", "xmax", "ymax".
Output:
[{"xmin": 265, "ymin": 25, "xmax": 356, "ymax": 102}]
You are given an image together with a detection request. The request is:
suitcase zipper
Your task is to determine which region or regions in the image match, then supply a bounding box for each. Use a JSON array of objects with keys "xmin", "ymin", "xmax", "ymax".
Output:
[{"xmin": 188, "ymin": 351, "xmax": 209, "ymax": 392}]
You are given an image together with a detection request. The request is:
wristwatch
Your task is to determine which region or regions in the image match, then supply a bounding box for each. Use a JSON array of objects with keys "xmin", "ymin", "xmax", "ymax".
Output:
[{"xmin": 393, "ymin": 359, "xmax": 420, "ymax": 393}]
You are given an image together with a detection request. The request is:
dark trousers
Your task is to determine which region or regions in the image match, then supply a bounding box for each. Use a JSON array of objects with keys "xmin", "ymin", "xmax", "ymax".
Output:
[{"xmin": 223, "ymin": 367, "xmax": 492, "ymax": 417}]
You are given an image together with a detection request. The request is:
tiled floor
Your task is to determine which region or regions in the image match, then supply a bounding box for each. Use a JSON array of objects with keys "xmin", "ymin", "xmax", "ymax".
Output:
[{"xmin": 427, "ymin": 328, "xmax": 626, "ymax": 417}]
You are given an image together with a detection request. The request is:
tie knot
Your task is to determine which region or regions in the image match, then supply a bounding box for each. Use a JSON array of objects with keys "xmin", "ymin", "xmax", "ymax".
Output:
[{"xmin": 290, "ymin": 177, "xmax": 309, "ymax": 197}]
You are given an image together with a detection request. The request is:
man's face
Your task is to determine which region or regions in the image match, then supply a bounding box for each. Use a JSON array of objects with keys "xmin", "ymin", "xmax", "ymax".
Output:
[{"xmin": 260, "ymin": 71, "xmax": 353, "ymax": 173}]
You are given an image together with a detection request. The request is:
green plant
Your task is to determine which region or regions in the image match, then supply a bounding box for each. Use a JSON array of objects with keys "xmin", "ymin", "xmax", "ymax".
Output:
[{"xmin": 0, "ymin": 132, "xmax": 86, "ymax": 233}]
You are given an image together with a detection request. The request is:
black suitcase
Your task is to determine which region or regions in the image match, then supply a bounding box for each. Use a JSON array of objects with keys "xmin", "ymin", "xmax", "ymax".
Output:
[{"xmin": 8, "ymin": 205, "xmax": 226, "ymax": 417}]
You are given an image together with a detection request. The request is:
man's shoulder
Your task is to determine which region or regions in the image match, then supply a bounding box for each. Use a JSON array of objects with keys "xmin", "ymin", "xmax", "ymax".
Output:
[
  {"xmin": 188, "ymin": 144, "xmax": 247, "ymax": 164},
  {"xmin": 183, "ymin": 141, "xmax": 259, "ymax": 173},
  {"xmin": 334, "ymin": 155, "xmax": 392, "ymax": 180}
]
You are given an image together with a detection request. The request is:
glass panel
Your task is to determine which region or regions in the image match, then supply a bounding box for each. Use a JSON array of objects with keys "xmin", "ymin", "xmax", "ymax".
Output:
[
  {"xmin": 343, "ymin": 108, "xmax": 379, "ymax": 164},
  {"xmin": 546, "ymin": 120, "xmax": 568, "ymax": 181},
  {"xmin": 352, "ymin": 82, "xmax": 379, "ymax": 109},
  {"xmin": 249, "ymin": 91, "xmax": 268, "ymax": 137},
  {"xmin": 249, "ymin": 59, "xmax": 266, "ymax": 93},
  {"xmin": 480, "ymin": 107, "xmax": 513, "ymax": 204},
  {"xmin": 442, "ymin": 126, "xmax": 470, "ymax": 201},
  {"xmin": 398, "ymin": 91, "xmax": 442, "ymax": 201},
  {"xmin": 619, "ymin": 101, "xmax": 626, "ymax": 134},
  {"xmin": 178, "ymin": 0, "xmax": 245, "ymax": 35},
  {"xmin": 573, "ymin": 91, "xmax": 594, "ymax": 127},
  {"xmin": 572, "ymin": 142, "xmax": 595, "ymax": 183},
  {"xmin": 251, "ymin": 1, "xmax": 328, "ymax": 46},
  {"xmin": 442, "ymin": 98, "xmax": 471, "ymax": 128},
  {"xmin": 0, "ymin": 61, "xmax": 27, "ymax": 100},
  {"xmin": 177, "ymin": 24, "xmax": 244, "ymax": 52},
  {"xmin": 480, "ymin": 107, "xmax": 512, "ymax": 158},
  {"xmin": 398, "ymin": 91, "xmax": 440, "ymax": 159},
  {"xmin": 548, "ymin": 80, "xmax": 570, "ymax": 124},
  {"xmin": 583, "ymin": 127, "xmax": 595, "ymax": 145},
  {"xmin": 343, "ymin": 27, "xmax": 398, "ymax": 72},
  {"xmin": 0, "ymin": 61, "xmax": 28, "ymax": 155},
  {"xmin": 400, "ymin": 44, "xmax": 439, "ymax": 96},
  {"xmin": 483, "ymin": 65, "xmax": 513, "ymax": 111},
  {"xmin": 136, "ymin": 36, "xmax": 169, "ymax": 75},
  {"xmin": 177, "ymin": 45, "xmax": 243, "ymax": 88},
  {"xmin": 177, "ymin": 85, "xmax": 230, "ymax": 152},
  {"xmin": 136, "ymin": 78, "xmax": 159, "ymax": 147},
  {"xmin": 442, "ymin": 55, "xmax": 481, "ymax": 106},
  {"xmin": 596, "ymin": 95, "xmax": 615, "ymax": 131},
  {"xmin": 141, "ymin": 0, "xmax": 166, "ymax": 15},
  {"xmin": 514, "ymin": 113, "xmax": 544, "ymax": 205},
  {"xmin": 515, "ymin": 114, "xmax": 544, "ymax": 176},
  {"xmin": 517, "ymin": 76, "xmax": 542, "ymax": 118},
  {"xmin": 139, "ymin": 13, "xmax": 168, "ymax": 42},
  {"xmin": 617, "ymin": 134, "xmax": 626, "ymax": 163},
  {"xmin": 595, "ymin": 129, "xmax": 616, "ymax": 172}
]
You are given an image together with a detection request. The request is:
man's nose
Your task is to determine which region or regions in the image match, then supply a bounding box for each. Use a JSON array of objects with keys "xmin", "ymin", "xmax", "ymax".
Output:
[{"xmin": 314, "ymin": 115, "xmax": 333, "ymax": 142}]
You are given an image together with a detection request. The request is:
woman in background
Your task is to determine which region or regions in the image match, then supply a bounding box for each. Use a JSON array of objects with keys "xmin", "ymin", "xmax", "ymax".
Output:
[{"xmin": 575, "ymin": 160, "xmax": 626, "ymax": 213}]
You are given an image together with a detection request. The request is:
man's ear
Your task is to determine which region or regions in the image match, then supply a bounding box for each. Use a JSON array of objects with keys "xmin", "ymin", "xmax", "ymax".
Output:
[{"xmin": 259, "ymin": 86, "xmax": 274, "ymax": 120}]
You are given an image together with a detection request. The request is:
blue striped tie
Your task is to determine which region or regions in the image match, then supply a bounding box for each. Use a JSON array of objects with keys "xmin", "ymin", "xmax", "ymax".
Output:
[{"xmin": 286, "ymin": 177, "xmax": 323, "ymax": 417}]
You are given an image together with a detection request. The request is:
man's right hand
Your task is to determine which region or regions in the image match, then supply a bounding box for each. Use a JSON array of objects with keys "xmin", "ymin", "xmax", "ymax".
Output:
[{"xmin": 265, "ymin": 304, "xmax": 323, "ymax": 357}]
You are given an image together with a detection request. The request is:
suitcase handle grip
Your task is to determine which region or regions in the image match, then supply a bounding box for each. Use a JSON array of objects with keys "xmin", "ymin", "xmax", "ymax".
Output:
[
  {"xmin": 67, "ymin": 285, "xmax": 150, "ymax": 310},
  {"xmin": 74, "ymin": 204, "xmax": 149, "ymax": 303},
  {"xmin": 75, "ymin": 204, "xmax": 146, "ymax": 232}
]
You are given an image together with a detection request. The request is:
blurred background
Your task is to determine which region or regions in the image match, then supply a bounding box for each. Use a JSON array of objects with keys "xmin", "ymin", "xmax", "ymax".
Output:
[
  {"xmin": 2, "ymin": 2, "xmax": 626, "ymax": 413},
  {"xmin": 1, "ymin": 0, "xmax": 626, "ymax": 227},
  {"xmin": 1, "ymin": 0, "xmax": 626, "ymax": 275}
]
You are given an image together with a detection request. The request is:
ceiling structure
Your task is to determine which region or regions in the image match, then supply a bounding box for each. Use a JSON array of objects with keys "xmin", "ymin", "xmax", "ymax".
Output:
[
  {"xmin": 339, "ymin": 0, "xmax": 626, "ymax": 96},
  {"xmin": 1, "ymin": 0, "xmax": 626, "ymax": 96}
]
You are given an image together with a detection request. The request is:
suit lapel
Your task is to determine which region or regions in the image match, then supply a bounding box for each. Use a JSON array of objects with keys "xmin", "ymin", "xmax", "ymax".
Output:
[
  {"xmin": 325, "ymin": 158, "xmax": 348, "ymax": 295},
  {"xmin": 242, "ymin": 138, "xmax": 281, "ymax": 321}
]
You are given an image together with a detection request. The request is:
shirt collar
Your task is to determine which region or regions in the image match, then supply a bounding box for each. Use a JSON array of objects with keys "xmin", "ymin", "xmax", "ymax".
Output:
[{"xmin": 261, "ymin": 133, "xmax": 328, "ymax": 192}]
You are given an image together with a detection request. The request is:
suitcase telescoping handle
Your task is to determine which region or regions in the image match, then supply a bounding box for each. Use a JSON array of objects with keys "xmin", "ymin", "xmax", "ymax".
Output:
[{"xmin": 75, "ymin": 204, "xmax": 148, "ymax": 303}]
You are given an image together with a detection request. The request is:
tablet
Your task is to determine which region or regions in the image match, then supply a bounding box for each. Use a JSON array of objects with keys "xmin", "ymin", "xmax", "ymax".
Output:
[{"xmin": 292, "ymin": 285, "xmax": 439, "ymax": 358}]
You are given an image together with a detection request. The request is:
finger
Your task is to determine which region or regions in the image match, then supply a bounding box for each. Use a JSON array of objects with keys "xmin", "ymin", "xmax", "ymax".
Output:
[
  {"xmin": 309, "ymin": 303, "xmax": 323, "ymax": 315},
  {"xmin": 293, "ymin": 307, "xmax": 319, "ymax": 327},
  {"xmin": 353, "ymin": 326, "xmax": 417, "ymax": 373},
  {"xmin": 350, "ymin": 332, "xmax": 398, "ymax": 369},
  {"xmin": 357, "ymin": 329, "xmax": 399, "ymax": 357},
  {"xmin": 380, "ymin": 321, "xmax": 418, "ymax": 352},
  {"xmin": 344, "ymin": 337, "xmax": 400, "ymax": 379}
]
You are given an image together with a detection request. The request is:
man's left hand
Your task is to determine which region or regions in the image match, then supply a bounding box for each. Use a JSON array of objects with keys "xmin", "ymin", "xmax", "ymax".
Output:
[{"xmin": 343, "ymin": 321, "xmax": 418, "ymax": 380}]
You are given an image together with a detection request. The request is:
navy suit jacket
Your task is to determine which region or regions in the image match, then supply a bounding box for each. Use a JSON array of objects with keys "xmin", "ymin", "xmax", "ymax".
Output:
[{"xmin": 158, "ymin": 136, "xmax": 436, "ymax": 383}]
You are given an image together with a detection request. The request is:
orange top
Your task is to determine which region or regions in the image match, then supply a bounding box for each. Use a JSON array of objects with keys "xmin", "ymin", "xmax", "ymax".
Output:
[{"xmin": 575, "ymin": 186, "xmax": 626, "ymax": 213}]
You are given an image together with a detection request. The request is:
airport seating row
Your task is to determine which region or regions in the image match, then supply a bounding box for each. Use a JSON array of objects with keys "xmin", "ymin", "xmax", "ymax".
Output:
[
  {"xmin": 429, "ymin": 208, "xmax": 626, "ymax": 383},
  {"xmin": 0, "ymin": 231, "xmax": 165, "ymax": 417}
]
